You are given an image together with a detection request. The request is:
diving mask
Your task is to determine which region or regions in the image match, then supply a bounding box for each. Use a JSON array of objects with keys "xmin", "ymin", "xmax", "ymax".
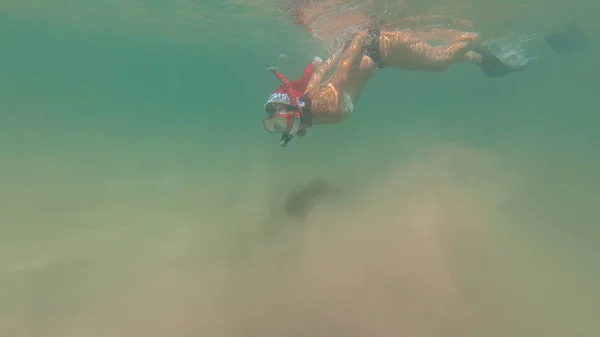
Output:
[{"xmin": 263, "ymin": 111, "xmax": 294, "ymax": 133}]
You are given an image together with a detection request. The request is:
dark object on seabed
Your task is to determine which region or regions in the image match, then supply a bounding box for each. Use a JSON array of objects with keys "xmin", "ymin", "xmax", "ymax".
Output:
[
  {"xmin": 546, "ymin": 22, "xmax": 587, "ymax": 53},
  {"xmin": 284, "ymin": 178, "xmax": 340, "ymax": 221}
]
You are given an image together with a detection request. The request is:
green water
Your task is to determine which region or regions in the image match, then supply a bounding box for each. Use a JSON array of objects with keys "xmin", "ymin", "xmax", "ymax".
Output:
[{"xmin": 1, "ymin": 1, "xmax": 599, "ymax": 336}]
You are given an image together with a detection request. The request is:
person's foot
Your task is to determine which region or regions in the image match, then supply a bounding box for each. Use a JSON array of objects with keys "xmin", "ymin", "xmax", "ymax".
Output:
[{"xmin": 473, "ymin": 46, "xmax": 535, "ymax": 77}]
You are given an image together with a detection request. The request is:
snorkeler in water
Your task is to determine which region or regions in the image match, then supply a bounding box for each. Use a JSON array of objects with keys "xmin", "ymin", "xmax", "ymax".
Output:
[{"xmin": 262, "ymin": 26, "xmax": 534, "ymax": 147}]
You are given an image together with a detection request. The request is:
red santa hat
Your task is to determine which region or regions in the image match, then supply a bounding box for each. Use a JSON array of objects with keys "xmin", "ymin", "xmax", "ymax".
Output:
[{"xmin": 264, "ymin": 89, "xmax": 306, "ymax": 113}]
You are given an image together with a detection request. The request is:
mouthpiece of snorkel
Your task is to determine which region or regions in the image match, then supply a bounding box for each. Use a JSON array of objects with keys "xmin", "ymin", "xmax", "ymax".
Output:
[
  {"xmin": 279, "ymin": 113, "xmax": 301, "ymax": 147},
  {"xmin": 280, "ymin": 133, "xmax": 293, "ymax": 147}
]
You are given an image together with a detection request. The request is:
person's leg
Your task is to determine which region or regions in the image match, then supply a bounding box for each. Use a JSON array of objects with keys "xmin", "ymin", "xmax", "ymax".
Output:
[
  {"xmin": 412, "ymin": 29, "xmax": 461, "ymax": 44},
  {"xmin": 327, "ymin": 29, "xmax": 370, "ymax": 91},
  {"xmin": 408, "ymin": 29, "xmax": 483, "ymax": 65},
  {"xmin": 305, "ymin": 45, "xmax": 345, "ymax": 94},
  {"xmin": 379, "ymin": 30, "xmax": 478, "ymax": 72},
  {"xmin": 381, "ymin": 28, "xmax": 533, "ymax": 77},
  {"xmin": 344, "ymin": 55, "xmax": 378, "ymax": 103}
]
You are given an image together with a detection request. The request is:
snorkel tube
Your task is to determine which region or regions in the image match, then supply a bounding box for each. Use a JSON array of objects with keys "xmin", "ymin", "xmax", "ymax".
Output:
[{"xmin": 268, "ymin": 67, "xmax": 303, "ymax": 147}]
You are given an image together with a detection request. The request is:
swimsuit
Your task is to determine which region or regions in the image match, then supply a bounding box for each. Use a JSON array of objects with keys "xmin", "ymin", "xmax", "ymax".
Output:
[{"xmin": 365, "ymin": 26, "xmax": 384, "ymax": 69}]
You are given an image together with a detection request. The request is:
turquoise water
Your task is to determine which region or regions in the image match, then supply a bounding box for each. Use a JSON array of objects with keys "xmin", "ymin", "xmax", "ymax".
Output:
[{"xmin": 1, "ymin": 1, "xmax": 599, "ymax": 336}]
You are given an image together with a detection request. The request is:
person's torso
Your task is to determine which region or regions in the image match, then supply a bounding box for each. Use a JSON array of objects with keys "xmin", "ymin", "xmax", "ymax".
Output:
[{"xmin": 304, "ymin": 83, "xmax": 344, "ymax": 124}]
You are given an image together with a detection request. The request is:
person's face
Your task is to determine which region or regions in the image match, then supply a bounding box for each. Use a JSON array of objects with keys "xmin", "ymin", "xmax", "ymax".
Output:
[
  {"xmin": 267, "ymin": 103, "xmax": 293, "ymax": 117},
  {"xmin": 264, "ymin": 103, "xmax": 295, "ymax": 134}
]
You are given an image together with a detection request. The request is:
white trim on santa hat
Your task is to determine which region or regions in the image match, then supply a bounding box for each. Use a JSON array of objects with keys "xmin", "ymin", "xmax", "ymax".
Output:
[{"xmin": 264, "ymin": 92, "xmax": 305, "ymax": 108}]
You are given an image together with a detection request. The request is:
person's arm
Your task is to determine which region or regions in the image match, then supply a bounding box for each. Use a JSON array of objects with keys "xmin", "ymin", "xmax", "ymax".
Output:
[
  {"xmin": 269, "ymin": 68, "xmax": 300, "ymax": 108},
  {"xmin": 290, "ymin": 62, "xmax": 316, "ymax": 92},
  {"xmin": 304, "ymin": 47, "xmax": 344, "ymax": 94}
]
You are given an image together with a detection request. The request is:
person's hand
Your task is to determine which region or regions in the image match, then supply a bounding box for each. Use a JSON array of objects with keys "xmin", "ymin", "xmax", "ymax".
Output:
[
  {"xmin": 297, "ymin": 129, "xmax": 308, "ymax": 138},
  {"xmin": 267, "ymin": 66, "xmax": 279, "ymax": 72},
  {"xmin": 312, "ymin": 57, "xmax": 323, "ymax": 66}
]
